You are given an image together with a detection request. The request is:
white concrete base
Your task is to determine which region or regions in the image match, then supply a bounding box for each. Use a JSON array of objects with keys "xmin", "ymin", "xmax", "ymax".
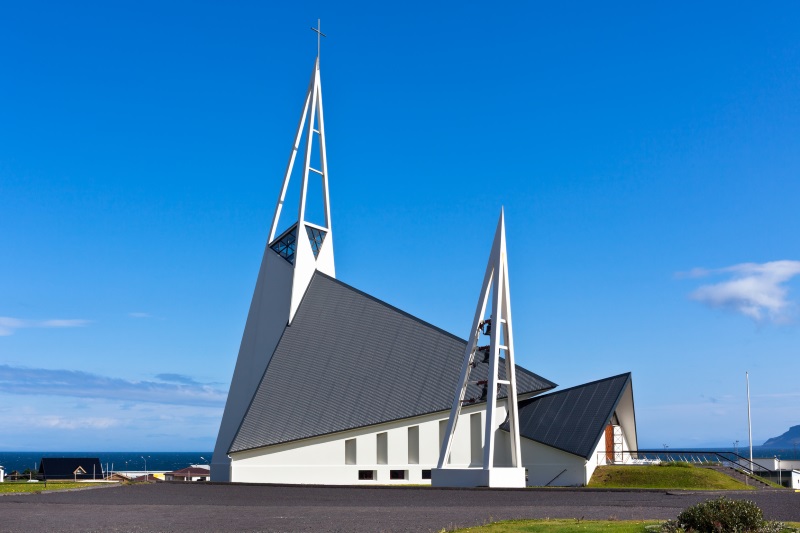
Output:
[{"xmin": 431, "ymin": 467, "xmax": 526, "ymax": 488}]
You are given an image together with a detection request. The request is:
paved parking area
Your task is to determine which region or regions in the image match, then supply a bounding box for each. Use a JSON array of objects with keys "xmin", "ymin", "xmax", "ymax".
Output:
[{"xmin": 1, "ymin": 483, "xmax": 798, "ymax": 532}]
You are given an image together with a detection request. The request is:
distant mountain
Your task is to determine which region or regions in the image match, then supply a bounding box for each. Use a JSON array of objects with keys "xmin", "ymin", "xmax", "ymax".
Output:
[{"xmin": 762, "ymin": 425, "xmax": 800, "ymax": 447}]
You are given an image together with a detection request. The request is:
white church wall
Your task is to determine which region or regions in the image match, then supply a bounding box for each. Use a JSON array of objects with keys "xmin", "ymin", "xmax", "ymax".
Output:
[
  {"xmin": 616, "ymin": 383, "xmax": 637, "ymax": 451},
  {"xmin": 585, "ymin": 431, "xmax": 607, "ymax": 484},
  {"xmin": 230, "ymin": 401, "xmax": 515, "ymax": 485},
  {"xmin": 520, "ymin": 439, "xmax": 587, "ymax": 487},
  {"xmin": 387, "ymin": 427, "xmax": 407, "ymax": 466},
  {"xmin": 492, "ymin": 427, "xmax": 513, "ymax": 467},
  {"xmin": 228, "ymin": 382, "xmax": 636, "ymax": 487}
]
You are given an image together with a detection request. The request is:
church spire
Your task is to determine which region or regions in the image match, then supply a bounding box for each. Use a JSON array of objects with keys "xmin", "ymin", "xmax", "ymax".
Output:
[
  {"xmin": 267, "ymin": 51, "xmax": 335, "ymax": 322},
  {"xmin": 211, "ymin": 51, "xmax": 336, "ymax": 482}
]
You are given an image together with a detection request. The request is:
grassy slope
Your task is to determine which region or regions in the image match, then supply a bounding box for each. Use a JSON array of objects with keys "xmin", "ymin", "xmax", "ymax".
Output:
[{"xmin": 587, "ymin": 464, "xmax": 754, "ymax": 490}]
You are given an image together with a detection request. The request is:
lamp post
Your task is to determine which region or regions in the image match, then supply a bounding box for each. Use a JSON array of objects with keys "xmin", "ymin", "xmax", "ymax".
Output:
[
  {"xmin": 734, "ymin": 440, "xmax": 739, "ymax": 456},
  {"xmin": 776, "ymin": 456, "xmax": 781, "ymax": 486},
  {"xmin": 141, "ymin": 456, "xmax": 148, "ymax": 481},
  {"xmin": 746, "ymin": 372, "xmax": 753, "ymax": 467}
]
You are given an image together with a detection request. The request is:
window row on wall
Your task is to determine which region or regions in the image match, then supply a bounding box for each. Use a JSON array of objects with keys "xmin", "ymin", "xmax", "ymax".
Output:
[
  {"xmin": 344, "ymin": 425, "xmax": 424, "ymax": 466},
  {"xmin": 344, "ymin": 413, "xmax": 484, "ymax": 467}
]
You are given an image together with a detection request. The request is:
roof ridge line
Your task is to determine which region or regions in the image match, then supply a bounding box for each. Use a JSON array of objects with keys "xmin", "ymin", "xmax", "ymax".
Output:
[{"xmin": 525, "ymin": 372, "xmax": 630, "ymax": 401}]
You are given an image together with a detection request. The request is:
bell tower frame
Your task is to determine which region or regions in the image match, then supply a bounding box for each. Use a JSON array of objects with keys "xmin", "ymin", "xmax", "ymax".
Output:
[{"xmin": 432, "ymin": 209, "xmax": 526, "ymax": 488}]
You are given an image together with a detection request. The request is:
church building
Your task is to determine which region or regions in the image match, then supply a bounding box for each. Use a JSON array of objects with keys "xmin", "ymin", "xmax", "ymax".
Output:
[{"xmin": 211, "ymin": 51, "xmax": 638, "ymax": 487}]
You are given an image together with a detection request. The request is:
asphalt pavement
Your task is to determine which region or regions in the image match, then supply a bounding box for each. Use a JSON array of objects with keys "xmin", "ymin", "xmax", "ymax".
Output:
[{"xmin": 1, "ymin": 482, "xmax": 798, "ymax": 532}]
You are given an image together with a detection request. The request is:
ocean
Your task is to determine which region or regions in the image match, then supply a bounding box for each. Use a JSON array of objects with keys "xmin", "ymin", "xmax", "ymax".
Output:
[{"xmin": 0, "ymin": 451, "xmax": 211, "ymax": 474}]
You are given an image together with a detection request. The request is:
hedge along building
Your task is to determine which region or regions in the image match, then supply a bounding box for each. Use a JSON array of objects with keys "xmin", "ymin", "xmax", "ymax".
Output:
[{"xmin": 210, "ymin": 51, "xmax": 639, "ymax": 486}]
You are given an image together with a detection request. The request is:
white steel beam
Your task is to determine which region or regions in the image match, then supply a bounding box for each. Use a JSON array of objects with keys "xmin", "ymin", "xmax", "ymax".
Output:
[{"xmin": 433, "ymin": 209, "xmax": 525, "ymax": 488}]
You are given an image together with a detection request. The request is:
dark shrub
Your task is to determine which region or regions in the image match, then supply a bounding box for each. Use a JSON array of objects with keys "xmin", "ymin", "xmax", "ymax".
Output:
[{"xmin": 661, "ymin": 496, "xmax": 785, "ymax": 532}]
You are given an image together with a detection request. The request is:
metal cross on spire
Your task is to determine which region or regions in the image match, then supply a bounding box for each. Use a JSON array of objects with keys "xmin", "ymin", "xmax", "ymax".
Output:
[{"xmin": 311, "ymin": 19, "xmax": 326, "ymax": 59}]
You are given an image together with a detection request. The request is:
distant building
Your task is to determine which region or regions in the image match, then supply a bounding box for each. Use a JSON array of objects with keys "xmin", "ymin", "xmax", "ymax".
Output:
[
  {"xmin": 131, "ymin": 473, "xmax": 162, "ymax": 482},
  {"xmin": 39, "ymin": 458, "xmax": 103, "ymax": 480},
  {"xmin": 165, "ymin": 466, "xmax": 210, "ymax": 482},
  {"xmin": 751, "ymin": 457, "xmax": 800, "ymax": 472}
]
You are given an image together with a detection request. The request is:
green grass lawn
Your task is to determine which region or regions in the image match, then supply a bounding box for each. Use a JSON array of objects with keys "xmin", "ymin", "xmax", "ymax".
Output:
[
  {"xmin": 449, "ymin": 519, "xmax": 661, "ymax": 532},
  {"xmin": 586, "ymin": 463, "xmax": 754, "ymax": 490},
  {"xmin": 0, "ymin": 481, "xmax": 103, "ymax": 493},
  {"xmin": 450, "ymin": 519, "xmax": 800, "ymax": 532}
]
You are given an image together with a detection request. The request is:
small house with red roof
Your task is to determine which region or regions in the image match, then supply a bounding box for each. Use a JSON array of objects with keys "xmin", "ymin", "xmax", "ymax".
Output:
[{"xmin": 165, "ymin": 466, "xmax": 209, "ymax": 482}]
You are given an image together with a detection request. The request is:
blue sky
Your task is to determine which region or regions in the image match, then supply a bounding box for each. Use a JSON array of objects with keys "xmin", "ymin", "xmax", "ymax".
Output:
[{"xmin": 1, "ymin": 1, "xmax": 799, "ymax": 451}]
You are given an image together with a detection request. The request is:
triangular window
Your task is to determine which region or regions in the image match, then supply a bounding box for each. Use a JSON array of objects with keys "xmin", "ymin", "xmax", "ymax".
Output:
[
  {"xmin": 305, "ymin": 225, "xmax": 327, "ymax": 258},
  {"xmin": 270, "ymin": 224, "xmax": 298, "ymax": 263}
]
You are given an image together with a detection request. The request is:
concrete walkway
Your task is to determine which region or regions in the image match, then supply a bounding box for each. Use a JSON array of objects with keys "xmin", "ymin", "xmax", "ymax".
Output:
[{"xmin": 0, "ymin": 482, "xmax": 797, "ymax": 532}]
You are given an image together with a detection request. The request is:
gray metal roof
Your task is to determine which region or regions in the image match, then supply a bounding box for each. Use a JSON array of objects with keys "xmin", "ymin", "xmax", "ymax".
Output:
[
  {"xmin": 229, "ymin": 273, "xmax": 556, "ymax": 453},
  {"xmin": 503, "ymin": 373, "xmax": 632, "ymax": 459}
]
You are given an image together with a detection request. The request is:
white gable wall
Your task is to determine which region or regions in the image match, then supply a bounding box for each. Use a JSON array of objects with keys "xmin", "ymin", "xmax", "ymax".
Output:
[
  {"xmin": 616, "ymin": 383, "xmax": 637, "ymax": 452},
  {"xmin": 520, "ymin": 438, "xmax": 587, "ymax": 486}
]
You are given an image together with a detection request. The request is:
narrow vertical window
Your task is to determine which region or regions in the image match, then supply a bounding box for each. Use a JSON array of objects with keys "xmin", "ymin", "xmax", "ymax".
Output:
[
  {"xmin": 470, "ymin": 412, "xmax": 482, "ymax": 464},
  {"xmin": 408, "ymin": 426, "xmax": 419, "ymax": 465},
  {"xmin": 377, "ymin": 432, "xmax": 388, "ymax": 465},
  {"xmin": 439, "ymin": 419, "xmax": 450, "ymax": 464},
  {"xmin": 345, "ymin": 438, "xmax": 356, "ymax": 465}
]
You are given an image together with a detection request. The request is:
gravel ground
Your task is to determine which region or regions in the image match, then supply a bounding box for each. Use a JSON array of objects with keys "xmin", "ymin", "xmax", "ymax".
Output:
[{"xmin": 0, "ymin": 482, "xmax": 797, "ymax": 532}]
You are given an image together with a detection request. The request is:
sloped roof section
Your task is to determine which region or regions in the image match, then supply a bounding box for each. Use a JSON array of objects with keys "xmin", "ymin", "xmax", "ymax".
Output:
[
  {"xmin": 503, "ymin": 373, "xmax": 631, "ymax": 459},
  {"xmin": 230, "ymin": 273, "xmax": 556, "ymax": 453}
]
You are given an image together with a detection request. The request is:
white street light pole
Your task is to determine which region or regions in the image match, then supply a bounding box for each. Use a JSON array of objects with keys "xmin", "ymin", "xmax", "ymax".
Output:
[
  {"xmin": 141, "ymin": 456, "xmax": 148, "ymax": 481},
  {"xmin": 746, "ymin": 372, "xmax": 753, "ymax": 467}
]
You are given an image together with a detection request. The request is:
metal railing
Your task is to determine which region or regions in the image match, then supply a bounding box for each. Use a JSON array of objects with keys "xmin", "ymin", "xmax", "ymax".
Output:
[{"xmin": 595, "ymin": 450, "xmax": 772, "ymax": 478}]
